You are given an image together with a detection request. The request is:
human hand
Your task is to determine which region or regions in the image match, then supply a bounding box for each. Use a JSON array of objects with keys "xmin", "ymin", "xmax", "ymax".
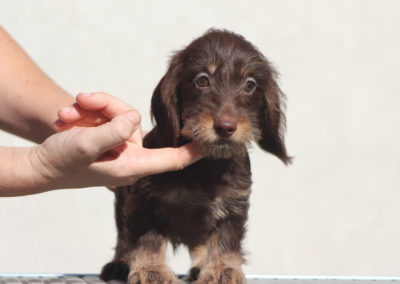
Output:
[{"xmin": 31, "ymin": 93, "xmax": 203, "ymax": 189}]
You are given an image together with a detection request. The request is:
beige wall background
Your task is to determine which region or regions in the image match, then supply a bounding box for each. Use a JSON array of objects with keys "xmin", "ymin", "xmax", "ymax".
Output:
[{"xmin": 0, "ymin": 0, "xmax": 399, "ymax": 276}]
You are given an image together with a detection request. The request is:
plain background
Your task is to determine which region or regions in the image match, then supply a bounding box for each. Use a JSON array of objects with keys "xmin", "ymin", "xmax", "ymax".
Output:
[{"xmin": 0, "ymin": 0, "xmax": 399, "ymax": 276}]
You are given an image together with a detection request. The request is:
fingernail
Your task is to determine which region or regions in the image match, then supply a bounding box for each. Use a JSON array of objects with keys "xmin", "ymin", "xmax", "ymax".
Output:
[{"xmin": 80, "ymin": 92, "xmax": 92, "ymax": 96}]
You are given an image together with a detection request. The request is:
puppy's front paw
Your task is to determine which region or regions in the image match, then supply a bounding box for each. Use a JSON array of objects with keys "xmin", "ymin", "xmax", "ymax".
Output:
[
  {"xmin": 194, "ymin": 265, "xmax": 245, "ymax": 284},
  {"xmin": 100, "ymin": 261, "xmax": 129, "ymax": 281},
  {"xmin": 183, "ymin": 266, "xmax": 201, "ymax": 282},
  {"xmin": 128, "ymin": 265, "xmax": 179, "ymax": 284}
]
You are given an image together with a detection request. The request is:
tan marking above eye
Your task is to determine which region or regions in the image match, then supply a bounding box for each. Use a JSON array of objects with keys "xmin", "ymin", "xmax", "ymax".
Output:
[{"xmin": 208, "ymin": 64, "xmax": 218, "ymax": 74}]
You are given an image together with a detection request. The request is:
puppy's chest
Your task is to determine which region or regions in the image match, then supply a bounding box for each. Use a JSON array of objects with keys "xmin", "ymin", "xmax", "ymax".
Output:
[
  {"xmin": 151, "ymin": 163, "xmax": 252, "ymax": 222},
  {"xmin": 156, "ymin": 181, "xmax": 242, "ymax": 210},
  {"xmin": 153, "ymin": 181, "xmax": 250, "ymax": 237}
]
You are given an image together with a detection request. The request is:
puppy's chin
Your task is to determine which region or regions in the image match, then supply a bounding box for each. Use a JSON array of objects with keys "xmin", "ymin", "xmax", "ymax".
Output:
[{"xmin": 196, "ymin": 140, "xmax": 248, "ymax": 159}]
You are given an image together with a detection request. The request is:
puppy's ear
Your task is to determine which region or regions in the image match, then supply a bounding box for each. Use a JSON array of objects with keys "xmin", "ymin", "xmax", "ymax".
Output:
[
  {"xmin": 151, "ymin": 54, "xmax": 182, "ymax": 147},
  {"xmin": 258, "ymin": 64, "xmax": 292, "ymax": 165}
]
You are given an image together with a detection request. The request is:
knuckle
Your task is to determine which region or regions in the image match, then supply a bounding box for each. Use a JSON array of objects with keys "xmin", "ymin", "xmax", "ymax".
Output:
[
  {"xmin": 75, "ymin": 139, "xmax": 95, "ymax": 157},
  {"xmin": 111, "ymin": 118, "xmax": 132, "ymax": 142},
  {"xmin": 72, "ymin": 129, "xmax": 97, "ymax": 157}
]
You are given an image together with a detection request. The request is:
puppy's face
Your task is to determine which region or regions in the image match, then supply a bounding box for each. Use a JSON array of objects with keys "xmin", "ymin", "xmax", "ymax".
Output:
[
  {"xmin": 152, "ymin": 30, "xmax": 290, "ymax": 163},
  {"xmin": 178, "ymin": 37, "xmax": 268, "ymax": 158}
]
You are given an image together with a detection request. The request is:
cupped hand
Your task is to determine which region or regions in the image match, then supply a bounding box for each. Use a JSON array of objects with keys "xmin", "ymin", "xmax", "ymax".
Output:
[{"xmin": 32, "ymin": 93, "xmax": 203, "ymax": 189}]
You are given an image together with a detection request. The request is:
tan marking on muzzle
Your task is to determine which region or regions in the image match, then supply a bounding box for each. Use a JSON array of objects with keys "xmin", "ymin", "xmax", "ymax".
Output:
[
  {"xmin": 181, "ymin": 112, "xmax": 217, "ymax": 143},
  {"xmin": 231, "ymin": 116, "xmax": 253, "ymax": 143}
]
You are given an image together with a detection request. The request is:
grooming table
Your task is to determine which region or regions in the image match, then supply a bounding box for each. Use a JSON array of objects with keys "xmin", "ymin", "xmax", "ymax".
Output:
[{"xmin": 1, "ymin": 274, "xmax": 400, "ymax": 284}]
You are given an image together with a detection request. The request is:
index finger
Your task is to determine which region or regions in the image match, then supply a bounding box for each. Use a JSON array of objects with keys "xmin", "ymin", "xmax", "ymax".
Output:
[
  {"xmin": 57, "ymin": 103, "xmax": 108, "ymax": 125},
  {"xmin": 76, "ymin": 92, "xmax": 143, "ymax": 145},
  {"xmin": 129, "ymin": 143, "xmax": 204, "ymax": 176},
  {"xmin": 76, "ymin": 92, "xmax": 134, "ymax": 119}
]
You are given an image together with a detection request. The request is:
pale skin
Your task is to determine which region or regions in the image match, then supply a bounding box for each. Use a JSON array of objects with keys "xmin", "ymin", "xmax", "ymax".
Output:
[{"xmin": 0, "ymin": 26, "xmax": 202, "ymax": 197}]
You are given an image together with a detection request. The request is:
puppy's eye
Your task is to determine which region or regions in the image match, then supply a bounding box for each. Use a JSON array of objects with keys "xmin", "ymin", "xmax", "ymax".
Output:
[
  {"xmin": 244, "ymin": 78, "xmax": 257, "ymax": 93},
  {"xmin": 195, "ymin": 74, "xmax": 210, "ymax": 88}
]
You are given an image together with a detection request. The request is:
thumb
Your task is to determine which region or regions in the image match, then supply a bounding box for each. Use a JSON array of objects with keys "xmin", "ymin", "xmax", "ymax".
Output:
[
  {"xmin": 132, "ymin": 142, "xmax": 204, "ymax": 176},
  {"xmin": 79, "ymin": 110, "xmax": 141, "ymax": 160}
]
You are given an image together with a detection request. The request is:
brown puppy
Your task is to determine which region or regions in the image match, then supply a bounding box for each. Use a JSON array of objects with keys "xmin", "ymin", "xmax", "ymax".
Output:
[{"xmin": 100, "ymin": 29, "xmax": 290, "ymax": 284}]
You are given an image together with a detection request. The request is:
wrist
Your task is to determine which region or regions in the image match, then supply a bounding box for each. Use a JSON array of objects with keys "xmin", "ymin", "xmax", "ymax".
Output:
[
  {"xmin": 0, "ymin": 146, "xmax": 55, "ymax": 196},
  {"xmin": 27, "ymin": 145, "xmax": 58, "ymax": 192}
]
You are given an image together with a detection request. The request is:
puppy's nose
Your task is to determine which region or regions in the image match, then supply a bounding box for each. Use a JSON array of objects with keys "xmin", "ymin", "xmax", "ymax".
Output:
[{"xmin": 214, "ymin": 117, "xmax": 237, "ymax": 137}]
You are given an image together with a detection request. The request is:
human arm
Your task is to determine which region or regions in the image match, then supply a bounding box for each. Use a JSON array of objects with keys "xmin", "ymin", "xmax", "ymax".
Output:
[
  {"xmin": 0, "ymin": 26, "xmax": 74, "ymax": 143},
  {"xmin": 0, "ymin": 26, "xmax": 202, "ymax": 196},
  {"xmin": 0, "ymin": 93, "xmax": 203, "ymax": 197}
]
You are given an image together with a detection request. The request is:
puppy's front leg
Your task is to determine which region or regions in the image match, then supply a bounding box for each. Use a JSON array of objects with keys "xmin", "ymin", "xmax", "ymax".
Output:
[
  {"xmin": 185, "ymin": 244, "xmax": 208, "ymax": 281},
  {"xmin": 195, "ymin": 217, "xmax": 246, "ymax": 284},
  {"xmin": 127, "ymin": 231, "xmax": 178, "ymax": 284}
]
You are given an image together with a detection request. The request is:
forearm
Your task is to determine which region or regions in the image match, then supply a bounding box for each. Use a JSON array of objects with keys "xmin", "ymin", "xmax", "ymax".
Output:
[
  {"xmin": 0, "ymin": 26, "xmax": 74, "ymax": 143},
  {"xmin": 0, "ymin": 146, "xmax": 51, "ymax": 196}
]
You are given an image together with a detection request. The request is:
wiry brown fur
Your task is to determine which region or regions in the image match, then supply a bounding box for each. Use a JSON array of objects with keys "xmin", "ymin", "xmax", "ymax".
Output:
[{"xmin": 100, "ymin": 29, "xmax": 290, "ymax": 284}]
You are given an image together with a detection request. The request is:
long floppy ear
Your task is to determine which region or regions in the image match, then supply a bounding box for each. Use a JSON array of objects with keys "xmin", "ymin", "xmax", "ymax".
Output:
[
  {"xmin": 151, "ymin": 54, "xmax": 182, "ymax": 147},
  {"xmin": 258, "ymin": 64, "xmax": 292, "ymax": 165}
]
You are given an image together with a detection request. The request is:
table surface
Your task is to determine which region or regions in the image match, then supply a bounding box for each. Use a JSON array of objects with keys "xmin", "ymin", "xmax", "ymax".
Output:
[{"xmin": 1, "ymin": 274, "xmax": 400, "ymax": 284}]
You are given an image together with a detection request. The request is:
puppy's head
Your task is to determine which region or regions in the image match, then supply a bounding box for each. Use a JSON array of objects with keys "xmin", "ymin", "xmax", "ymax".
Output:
[{"xmin": 151, "ymin": 29, "xmax": 291, "ymax": 164}]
